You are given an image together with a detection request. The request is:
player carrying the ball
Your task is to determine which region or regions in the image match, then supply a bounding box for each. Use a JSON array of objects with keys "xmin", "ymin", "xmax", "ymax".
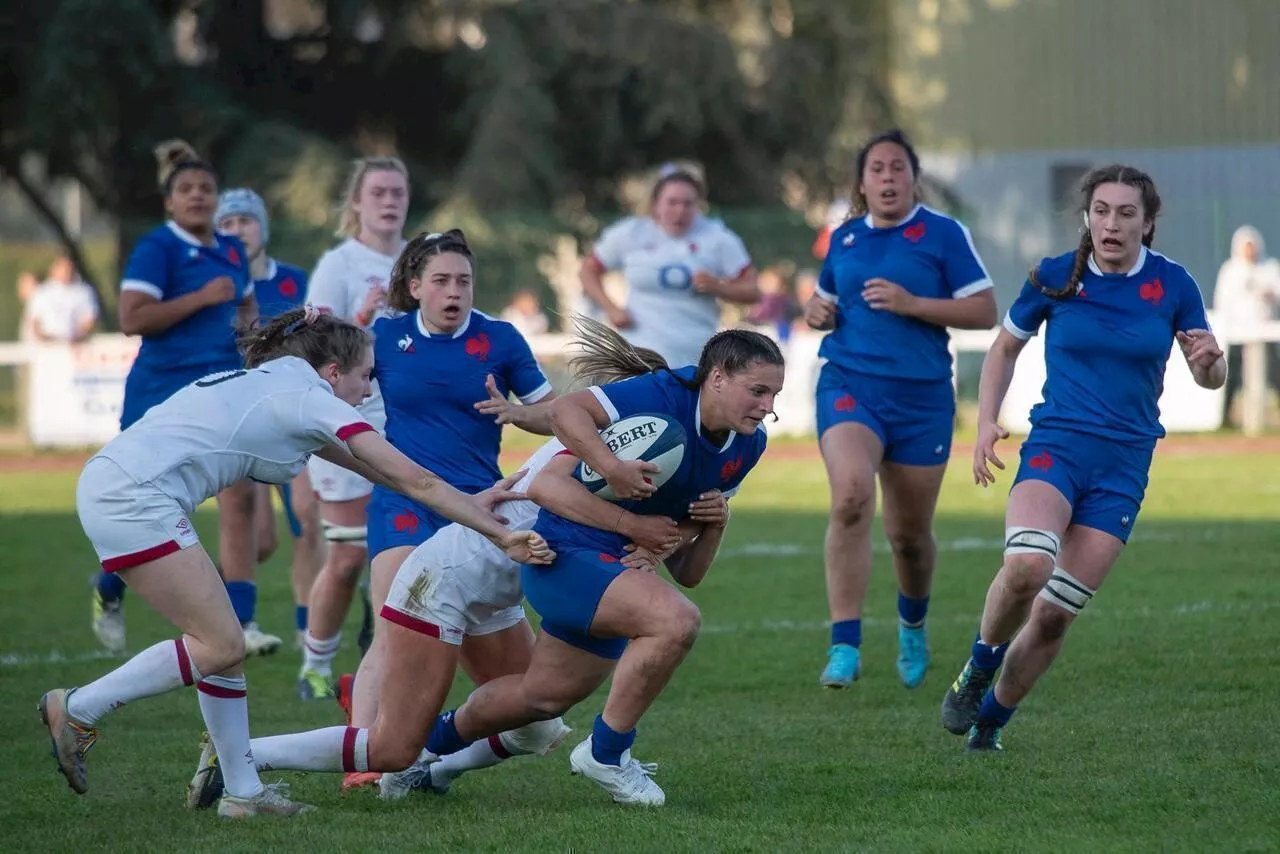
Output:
[
  {"xmin": 419, "ymin": 324, "xmax": 784, "ymax": 806},
  {"xmin": 39, "ymin": 307, "xmax": 551, "ymax": 818},
  {"xmin": 941, "ymin": 165, "xmax": 1226, "ymax": 752}
]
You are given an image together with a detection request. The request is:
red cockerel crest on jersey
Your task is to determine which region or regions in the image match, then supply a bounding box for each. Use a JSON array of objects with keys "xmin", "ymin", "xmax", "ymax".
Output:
[
  {"xmin": 226, "ymin": 245, "xmax": 241, "ymax": 266},
  {"xmin": 1138, "ymin": 278, "xmax": 1164, "ymax": 305},
  {"xmin": 903, "ymin": 222, "xmax": 926, "ymax": 244},
  {"xmin": 279, "ymin": 277, "xmax": 299, "ymax": 298},
  {"xmin": 465, "ymin": 333, "xmax": 491, "ymax": 362},
  {"xmin": 720, "ymin": 456, "xmax": 744, "ymax": 482}
]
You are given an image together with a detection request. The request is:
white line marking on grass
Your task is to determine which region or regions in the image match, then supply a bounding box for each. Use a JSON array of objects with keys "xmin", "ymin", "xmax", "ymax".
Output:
[
  {"xmin": 719, "ymin": 531, "xmax": 1184, "ymax": 561},
  {"xmin": 6, "ymin": 600, "xmax": 1274, "ymax": 666},
  {"xmin": 699, "ymin": 600, "xmax": 1279, "ymax": 636},
  {"xmin": 0, "ymin": 649, "xmax": 124, "ymax": 669}
]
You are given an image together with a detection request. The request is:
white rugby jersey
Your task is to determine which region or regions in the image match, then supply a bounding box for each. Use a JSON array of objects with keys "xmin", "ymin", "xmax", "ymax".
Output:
[
  {"xmin": 490, "ymin": 436, "xmax": 568, "ymax": 530},
  {"xmin": 306, "ymin": 237, "xmax": 404, "ymax": 430},
  {"xmin": 93, "ymin": 356, "xmax": 374, "ymax": 515},
  {"xmin": 591, "ymin": 215, "xmax": 752, "ymax": 369}
]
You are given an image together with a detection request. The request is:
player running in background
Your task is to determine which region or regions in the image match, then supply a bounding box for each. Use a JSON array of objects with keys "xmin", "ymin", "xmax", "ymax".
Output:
[
  {"xmin": 90, "ymin": 141, "xmax": 261, "ymax": 656},
  {"xmin": 804, "ymin": 129, "xmax": 997, "ymax": 692},
  {"xmin": 941, "ymin": 165, "xmax": 1226, "ymax": 752},
  {"xmin": 216, "ymin": 187, "xmax": 320, "ymax": 654},
  {"xmin": 40, "ymin": 308, "xmax": 551, "ymax": 818},
  {"xmin": 422, "ymin": 328, "xmax": 783, "ymax": 807},
  {"xmin": 579, "ymin": 164, "xmax": 761, "ymax": 369},
  {"xmin": 299, "ymin": 156, "xmax": 410, "ymax": 699},
  {"xmin": 185, "ymin": 327, "xmax": 679, "ymax": 809},
  {"xmin": 337, "ymin": 228, "xmax": 556, "ymax": 789}
]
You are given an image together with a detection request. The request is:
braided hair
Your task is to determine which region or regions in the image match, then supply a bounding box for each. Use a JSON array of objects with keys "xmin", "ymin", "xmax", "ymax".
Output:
[{"xmin": 1031, "ymin": 164, "xmax": 1161, "ymax": 299}]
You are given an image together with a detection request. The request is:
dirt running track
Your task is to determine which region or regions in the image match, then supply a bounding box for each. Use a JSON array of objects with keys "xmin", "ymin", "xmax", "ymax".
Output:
[{"xmin": 2, "ymin": 434, "xmax": 1277, "ymax": 476}]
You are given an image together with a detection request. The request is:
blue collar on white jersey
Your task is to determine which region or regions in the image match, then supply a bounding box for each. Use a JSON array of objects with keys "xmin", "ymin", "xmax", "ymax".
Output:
[
  {"xmin": 1087, "ymin": 245, "xmax": 1148, "ymax": 277},
  {"xmin": 415, "ymin": 307, "xmax": 473, "ymax": 339},
  {"xmin": 862, "ymin": 204, "xmax": 922, "ymax": 230},
  {"xmin": 694, "ymin": 394, "xmax": 736, "ymax": 453}
]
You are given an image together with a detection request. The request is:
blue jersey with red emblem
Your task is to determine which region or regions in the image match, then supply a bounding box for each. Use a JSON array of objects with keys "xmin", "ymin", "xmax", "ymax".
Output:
[
  {"xmin": 120, "ymin": 222, "xmax": 253, "ymax": 372},
  {"xmin": 253, "ymin": 259, "xmax": 308, "ymax": 320},
  {"xmin": 1004, "ymin": 246, "xmax": 1209, "ymax": 444},
  {"xmin": 370, "ymin": 309, "xmax": 552, "ymax": 492},
  {"xmin": 534, "ymin": 367, "xmax": 769, "ymax": 555},
  {"xmin": 817, "ymin": 205, "xmax": 992, "ymax": 382}
]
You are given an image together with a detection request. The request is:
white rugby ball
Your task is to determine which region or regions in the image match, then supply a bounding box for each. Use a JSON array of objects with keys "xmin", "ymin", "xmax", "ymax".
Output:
[{"xmin": 577, "ymin": 413, "xmax": 687, "ymax": 501}]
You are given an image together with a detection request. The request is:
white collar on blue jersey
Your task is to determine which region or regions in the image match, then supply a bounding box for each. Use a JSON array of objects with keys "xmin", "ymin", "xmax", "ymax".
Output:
[
  {"xmin": 1087, "ymin": 245, "xmax": 1148, "ymax": 277},
  {"xmin": 694, "ymin": 394, "xmax": 736, "ymax": 453},
  {"xmin": 167, "ymin": 220, "xmax": 213, "ymax": 247},
  {"xmin": 263, "ymin": 258, "xmax": 278, "ymax": 282},
  {"xmin": 415, "ymin": 307, "xmax": 473, "ymax": 339},
  {"xmin": 862, "ymin": 204, "xmax": 922, "ymax": 230}
]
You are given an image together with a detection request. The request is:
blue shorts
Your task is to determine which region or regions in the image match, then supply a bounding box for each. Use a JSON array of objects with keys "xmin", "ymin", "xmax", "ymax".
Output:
[
  {"xmin": 521, "ymin": 547, "xmax": 630, "ymax": 660},
  {"xmin": 367, "ymin": 488, "xmax": 449, "ymax": 559},
  {"xmin": 815, "ymin": 364, "xmax": 955, "ymax": 466},
  {"xmin": 1012, "ymin": 427, "xmax": 1153, "ymax": 543},
  {"xmin": 120, "ymin": 362, "xmax": 238, "ymax": 430}
]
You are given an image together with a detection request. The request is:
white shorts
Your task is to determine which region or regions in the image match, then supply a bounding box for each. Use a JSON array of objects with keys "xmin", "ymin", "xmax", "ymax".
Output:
[
  {"xmin": 307, "ymin": 454, "xmax": 372, "ymax": 503},
  {"xmin": 381, "ymin": 523, "xmax": 526, "ymax": 645},
  {"xmin": 77, "ymin": 457, "xmax": 202, "ymax": 572}
]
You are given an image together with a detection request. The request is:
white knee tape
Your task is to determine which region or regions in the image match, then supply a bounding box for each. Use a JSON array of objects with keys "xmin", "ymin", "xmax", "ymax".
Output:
[
  {"xmin": 1037, "ymin": 567, "xmax": 1095, "ymax": 615},
  {"xmin": 1004, "ymin": 526, "xmax": 1060, "ymax": 561},
  {"xmin": 497, "ymin": 717, "xmax": 573, "ymax": 757},
  {"xmin": 322, "ymin": 521, "xmax": 367, "ymax": 545}
]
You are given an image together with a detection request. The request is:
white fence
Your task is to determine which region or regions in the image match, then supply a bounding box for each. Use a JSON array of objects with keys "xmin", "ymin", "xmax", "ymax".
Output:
[{"xmin": 0, "ymin": 315, "xmax": 1276, "ymax": 448}]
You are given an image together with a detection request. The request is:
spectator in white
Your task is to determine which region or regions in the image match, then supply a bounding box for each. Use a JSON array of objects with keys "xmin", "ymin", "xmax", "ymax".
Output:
[
  {"xmin": 500, "ymin": 288, "xmax": 550, "ymax": 337},
  {"xmin": 579, "ymin": 164, "xmax": 760, "ymax": 368},
  {"xmin": 24, "ymin": 257, "xmax": 99, "ymax": 343},
  {"xmin": 1214, "ymin": 225, "xmax": 1280, "ymax": 424}
]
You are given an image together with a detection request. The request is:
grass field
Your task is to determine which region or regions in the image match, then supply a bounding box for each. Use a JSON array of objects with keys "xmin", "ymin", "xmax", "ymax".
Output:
[{"xmin": 1, "ymin": 437, "xmax": 1277, "ymax": 852}]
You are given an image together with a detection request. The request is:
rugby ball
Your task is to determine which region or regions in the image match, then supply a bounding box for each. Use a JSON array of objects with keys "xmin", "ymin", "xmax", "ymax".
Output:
[{"xmin": 577, "ymin": 413, "xmax": 687, "ymax": 501}]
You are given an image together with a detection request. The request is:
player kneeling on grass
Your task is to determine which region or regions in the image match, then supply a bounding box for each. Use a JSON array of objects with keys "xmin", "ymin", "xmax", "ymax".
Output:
[
  {"xmin": 418, "ymin": 325, "xmax": 782, "ymax": 807},
  {"xmin": 185, "ymin": 322, "xmax": 697, "ymax": 804},
  {"xmin": 38, "ymin": 306, "xmax": 551, "ymax": 819},
  {"xmin": 939, "ymin": 165, "xmax": 1226, "ymax": 752}
]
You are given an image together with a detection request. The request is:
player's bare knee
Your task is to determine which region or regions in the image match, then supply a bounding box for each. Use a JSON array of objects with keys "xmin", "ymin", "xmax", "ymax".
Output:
[
  {"xmin": 660, "ymin": 600, "xmax": 701, "ymax": 651},
  {"xmin": 886, "ymin": 530, "xmax": 933, "ymax": 568},
  {"xmin": 196, "ymin": 628, "xmax": 246, "ymax": 674},
  {"xmin": 829, "ymin": 487, "xmax": 874, "ymax": 530},
  {"xmin": 523, "ymin": 691, "xmax": 574, "ymax": 721}
]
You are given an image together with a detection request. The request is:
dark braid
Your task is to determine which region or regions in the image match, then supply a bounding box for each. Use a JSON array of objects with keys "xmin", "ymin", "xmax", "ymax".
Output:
[
  {"xmin": 1031, "ymin": 163, "xmax": 1161, "ymax": 300},
  {"xmin": 386, "ymin": 229, "xmax": 473, "ymax": 312}
]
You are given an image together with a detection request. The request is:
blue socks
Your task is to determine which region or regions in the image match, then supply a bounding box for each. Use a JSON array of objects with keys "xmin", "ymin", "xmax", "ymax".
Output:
[
  {"xmin": 898, "ymin": 593, "xmax": 929, "ymax": 628},
  {"xmin": 224, "ymin": 581, "xmax": 256, "ymax": 626},
  {"xmin": 427, "ymin": 710, "xmax": 473, "ymax": 757},
  {"xmin": 977, "ymin": 689, "xmax": 1017, "ymax": 726},
  {"xmin": 96, "ymin": 571, "xmax": 126, "ymax": 602},
  {"xmin": 971, "ymin": 633, "xmax": 1009, "ymax": 671},
  {"xmin": 591, "ymin": 714, "xmax": 636, "ymax": 767},
  {"xmin": 295, "ymin": 605, "xmax": 308, "ymax": 634},
  {"xmin": 831, "ymin": 619, "xmax": 861, "ymax": 648}
]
